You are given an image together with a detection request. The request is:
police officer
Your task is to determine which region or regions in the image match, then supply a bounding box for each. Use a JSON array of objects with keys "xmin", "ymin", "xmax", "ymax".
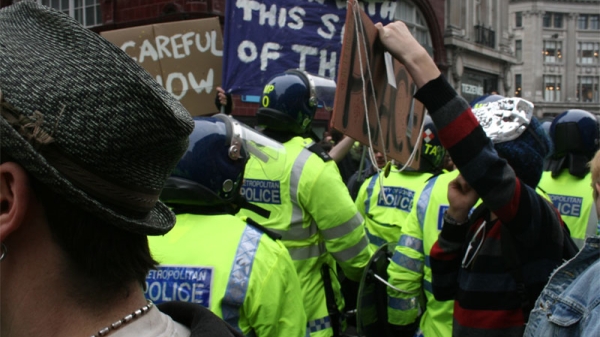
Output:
[
  {"xmin": 540, "ymin": 109, "xmax": 600, "ymax": 247},
  {"xmin": 147, "ymin": 115, "xmax": 307, "ymax": 337},
  {"xmin": 355, "ymin": 115, "xmax": 446, "ymax": 251},
  {"xmin": 385, "ymin": 169, "xmax": 460, "ymax": 337},
  {"xmin": 237, "ymin": 69, "xmax": 372, "ymax": 337}
]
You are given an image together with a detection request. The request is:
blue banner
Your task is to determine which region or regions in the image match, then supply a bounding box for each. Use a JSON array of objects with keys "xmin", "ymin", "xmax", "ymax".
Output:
[{"xmin": 222, "ymin": 0, "xmax": 396, "ymax": 96}]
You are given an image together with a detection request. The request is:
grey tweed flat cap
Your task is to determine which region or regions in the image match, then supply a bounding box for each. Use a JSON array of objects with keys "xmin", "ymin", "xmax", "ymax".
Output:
[{"xmin": 0, "ymin": 1, "xmax": 194, "ymax": 235}]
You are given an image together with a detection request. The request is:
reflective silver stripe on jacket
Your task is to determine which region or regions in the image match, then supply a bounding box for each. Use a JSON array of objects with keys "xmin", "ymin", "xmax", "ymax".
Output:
[
  {"xmin": 321, "ymin": 212, "xmax": 364, "ymax": 240},
  {"xmin": 288, "ymin": 241, "xmax": 326, "ymax": 260},
  {"xmin": 270, "ymin": 223, "xmax": 317, "ymax": 242},
  {"xmin": 366, "ymin": 228, "xmax": 387, "ymax": 248},
  {"xmin": 399, "ymin": 234, "xmax": 424, "ymax": 254},
  {"xmin": 276, "ymin": 145, "xmax": 317, "ymax": 241},
  {"xmin": 222, "ymin": 225, "xmax": 263, "ymax": 331},
  {"xmin": 417, "ymin": 177, "xmax": 437, "ymax": 229},
  {"xmin": 331, "ymin": 235, "xmax": 369, "ymax": 262},
  {"xmin": 388, "ymin": 296, "xmax": 419, "ymax": 311},
  {"xmin": 391, "ymin": 249, "xmax": 423, "ymax": 273}
]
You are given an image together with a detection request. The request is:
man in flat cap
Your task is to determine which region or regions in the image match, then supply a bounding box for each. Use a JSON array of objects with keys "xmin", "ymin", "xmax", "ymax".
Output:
[{"xmin": 0, "ymin": 2, "xmax": 242, "ymax": 336}]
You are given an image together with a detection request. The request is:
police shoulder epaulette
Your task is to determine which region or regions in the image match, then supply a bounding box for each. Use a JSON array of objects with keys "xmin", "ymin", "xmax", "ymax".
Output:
[
  {"xmin": 307, "ymin": 143, "xmax": 332, "ymax": 162},
  {"xmin": 246, "ymin": 217, "xmax": 282, "ymax": 241}
]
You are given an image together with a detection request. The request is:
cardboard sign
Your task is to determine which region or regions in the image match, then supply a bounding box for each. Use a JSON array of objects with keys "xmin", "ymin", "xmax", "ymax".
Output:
[
  {"xmin": 332, "ymin": 2, "xmax": 425, "ymax": 169},
  {"xmin": 102, "ymin": 18, "xmax": 223, "ymax": 116}
]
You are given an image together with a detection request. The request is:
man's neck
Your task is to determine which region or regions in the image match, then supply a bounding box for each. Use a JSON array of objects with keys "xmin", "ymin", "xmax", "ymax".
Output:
[
  {"xmin": 2, "ymin": 234, "xmax": 148, "ymax": 337},
  {"xmin": 7, "ymin": 282, "xmax": 148, "ymax": 337}
]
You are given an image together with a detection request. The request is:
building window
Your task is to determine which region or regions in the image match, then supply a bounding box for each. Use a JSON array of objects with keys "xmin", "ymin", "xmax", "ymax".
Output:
[
  {"xmin": 543, "ymin": 12, "xmax": 564, "ymax": 28},
  {"xmin": 38, "ymin": 0, "xmax": 101, "ymax": 27},
  {"xmin": 515, "ymin": 74, "xmax": 522, "ymax": 97},
  {"xmin": 515, "ymin": 40, "xmax": 522, "ymax": 61},
  {"xmin": 577, "ymin": 76, "xmax": 599, "ymax": 102},
  {"xmin": 543, "ymin": 13, "xmax": 551, "ymax": 27},
  {"xmin": 592, "ymin": 15, "xmax": 600, "ymax": 30},
  {"xmin": 543, "ymin": 41, "xmax": 562, "ymax": 63},
  {"xmin": 578, "ymin": 42, "xmax": 600, "ymax": 64},
  {"xmin": 554, "ymin": 13, "xmax": 563, "ymax": 28},
  {"xmin": 578, "ymin": 15, "xmax": 588, "ymax": 29},
  {"xmin": 579, "ymin": 14, "xmax": 600, "ymax": 30},
  {"xmin": 515, "ymin": 11, "xmax": 522, "ymax": 27},
  {"xmin": 544, "ymin": 75, "xmax": 561, "ymax": 102},
  {"xmin": 394, "ymin": 1, "xmax": 433, "ymax": 55}
]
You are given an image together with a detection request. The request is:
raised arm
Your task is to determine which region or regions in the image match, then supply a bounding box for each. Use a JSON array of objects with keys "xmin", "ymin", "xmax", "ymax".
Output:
[
  {"xmin": 375, "ymin": 22, "xmax": 440, "ymax": 89},
  {"xmin": 328, "ymin": 136, "xmax": 356, "ymax": 163}
]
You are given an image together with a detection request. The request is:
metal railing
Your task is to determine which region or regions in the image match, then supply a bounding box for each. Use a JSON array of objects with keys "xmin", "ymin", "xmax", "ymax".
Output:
[{"xmin": 474, "ymin": 24, "xmax": 496, "ymax": 49}]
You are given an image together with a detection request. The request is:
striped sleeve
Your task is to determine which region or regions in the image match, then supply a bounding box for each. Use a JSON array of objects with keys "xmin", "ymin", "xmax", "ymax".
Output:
[{"xmin": 429, "ymin": 217, "xmax": 470, "ymax": 301}]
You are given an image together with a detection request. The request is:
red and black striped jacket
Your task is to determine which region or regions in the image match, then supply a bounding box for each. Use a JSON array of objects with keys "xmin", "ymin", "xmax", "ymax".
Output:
[{"xmin": 419, "ymin": 76, "xmax": 567, "ymax": 337}]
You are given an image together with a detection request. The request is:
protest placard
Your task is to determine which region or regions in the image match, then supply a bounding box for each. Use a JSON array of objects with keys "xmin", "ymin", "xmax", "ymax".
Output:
[
  {"xmin": 101, "ymin": 18, "xmax": 223, "ymax": 116},
  {"xmin": 332, "ymin": 1, "xmax": 425, "ymax": 169},
  {"xmin": 221, "ymin": 0, "xmax": 396, "ymax": 96}
]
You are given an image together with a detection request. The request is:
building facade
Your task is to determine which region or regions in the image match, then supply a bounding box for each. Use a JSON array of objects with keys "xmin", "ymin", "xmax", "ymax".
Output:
[
  {"xmin": 2, "ymin": 0, "xmax": 447, "ymax": 128},
  {"xmin": 444, "ymin": 0, "xmax": 517, "ymax": 105},
  {"xmin": 510, "ymin": 0, "xmax": 600, "ymax": 117}
]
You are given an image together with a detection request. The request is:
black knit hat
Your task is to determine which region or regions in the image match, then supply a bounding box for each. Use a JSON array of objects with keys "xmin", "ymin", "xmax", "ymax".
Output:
[
  {"xmin": 495, "ymin": 116, "xmax": 553, "ymax": 188},
  {"xmin": 0, "ymin": 2, "xmax": 194, "ymax": 235}
]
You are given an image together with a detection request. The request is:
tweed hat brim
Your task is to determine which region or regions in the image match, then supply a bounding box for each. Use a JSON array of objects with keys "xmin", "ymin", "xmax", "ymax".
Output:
[
  {"xmin": 0, "ymin": 2, "xmax": 193, "ymax": 235},
  {"xmin": 1, "ymin": 117, "xmax": 176, "ymax": 235}
]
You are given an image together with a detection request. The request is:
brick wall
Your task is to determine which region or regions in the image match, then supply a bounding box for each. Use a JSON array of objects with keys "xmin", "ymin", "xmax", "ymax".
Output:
[
  {"xmin": 230, "ymin": 97, "xmax": 330, "ymax": 122},
  {"xmin": 98, "ymin": 0, "xmax": 225, "ymax": 31},
  {"xmin": 231, "ymin": 97, "xmax": 258, "ymax": 118}
]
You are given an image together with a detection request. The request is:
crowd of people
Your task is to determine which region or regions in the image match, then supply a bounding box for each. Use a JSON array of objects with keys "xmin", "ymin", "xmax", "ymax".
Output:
[{"xmin": 1, "ymin": 2, "xmax": 598, "ymax": 337}]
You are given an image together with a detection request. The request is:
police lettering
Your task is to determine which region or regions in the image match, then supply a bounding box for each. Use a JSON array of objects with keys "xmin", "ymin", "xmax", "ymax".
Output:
[
  {"xmin": 263, "ymin": 84, "xmax": 275, "ymax": 94},
  {"xmin": 262, "ymin": 84, "xmax": 275, "ymax": 107},
  {"xmin": 241, "ymin": 179, "xmax": 282, "ymax": 204},
  {"xmin": 147, "ymin": 268, "xmax": 209, "ymax": 281},
  {"xmin": 549, "ymin": 194, "xmax": 583, "ymax": 217},
  {"xmin": 377, "ymin": 186, "xmax": 415, "ymax": 212},
  {"xmin": 145, "ymin": 281, "xmax": 209, "ymax": 305},
  {"xmin": 145, "ymin": 266, "xmax": 213, "ymax": 306}
]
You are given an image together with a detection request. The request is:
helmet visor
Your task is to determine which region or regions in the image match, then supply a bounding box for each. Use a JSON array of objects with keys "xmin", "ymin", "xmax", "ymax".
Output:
[
  {"xmin": 214, "ymin": 114, "xmax": 285, "ymax": 163},
  {"xmin": 283, "ymin": 69, "xmax": 337, "ymax": 111},
  {"xmin": 307, "ymin": 73, "xmax": 337, "ymax": 111},
  {"xmin": 472, "ymin": 97, "xmax": 534, "ymax": 143}
]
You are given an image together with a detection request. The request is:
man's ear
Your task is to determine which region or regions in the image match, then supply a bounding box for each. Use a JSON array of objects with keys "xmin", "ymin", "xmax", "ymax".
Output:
[{"xmin": 0, "ymin": 162, "xmax": 32, "ymax": 241}]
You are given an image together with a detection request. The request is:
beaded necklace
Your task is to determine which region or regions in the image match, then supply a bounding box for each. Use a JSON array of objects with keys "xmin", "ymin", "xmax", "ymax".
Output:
[{"xmin": 89, "ymin": 300, "xmax": 153, "ymax": 337}]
